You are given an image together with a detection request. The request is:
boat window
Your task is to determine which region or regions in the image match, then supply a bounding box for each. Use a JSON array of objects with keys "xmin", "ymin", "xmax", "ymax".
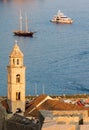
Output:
[
  {"xmin": 16, "ymin": 74, "xmax": 20, "ymax": 83},
  {"xmin": 16, "ymin": 92, "xmax": 20, "ymax": 100}
]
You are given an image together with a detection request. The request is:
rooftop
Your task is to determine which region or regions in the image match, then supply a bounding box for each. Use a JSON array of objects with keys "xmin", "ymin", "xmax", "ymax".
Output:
[{"xmin": 25, "ymin": 94, "xmax": 89, "ymax": 117}]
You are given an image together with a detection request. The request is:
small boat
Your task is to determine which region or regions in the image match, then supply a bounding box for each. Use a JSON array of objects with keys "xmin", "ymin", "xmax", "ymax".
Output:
[
  {"xmin": 13, "ymin": 30, "xmax": 34, "ymax": 37},
  {"xmin": 50, "ymin": 10, "xmax": 73, "ymax": 24},
  {"xmin": 13, "ymin": 10, "xmax": 34, "ymax": 37}
]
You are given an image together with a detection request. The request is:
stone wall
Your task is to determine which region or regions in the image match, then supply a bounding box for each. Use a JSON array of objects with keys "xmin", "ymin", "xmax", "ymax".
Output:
[{"xmin": 52, "ymin": 110, "xmax": 88, "ymax": 118}]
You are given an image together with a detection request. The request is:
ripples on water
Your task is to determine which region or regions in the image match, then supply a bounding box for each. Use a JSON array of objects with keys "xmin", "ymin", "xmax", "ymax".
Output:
[{"xmin": 0, "ymin": 0, "xmax": 89, "ymax": 96}]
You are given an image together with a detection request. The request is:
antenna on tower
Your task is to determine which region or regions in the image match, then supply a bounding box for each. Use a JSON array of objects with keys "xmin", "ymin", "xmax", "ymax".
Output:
[
  {"xmin": 42, "ymin": 84, "xmax": 45, "ymax": 94},
  {"xmin": 34, "ymin": 83, "xmax": 37, "ymax": 96}
]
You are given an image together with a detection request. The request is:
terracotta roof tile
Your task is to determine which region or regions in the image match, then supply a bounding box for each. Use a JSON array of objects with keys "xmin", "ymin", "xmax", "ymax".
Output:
[
  {"xmin": 1, "ymin": 99, "xmax": 9, "ymax": 112},
  {"xmin": 25, "ymin": 94, "xmax": 89, "ymax": 117}
]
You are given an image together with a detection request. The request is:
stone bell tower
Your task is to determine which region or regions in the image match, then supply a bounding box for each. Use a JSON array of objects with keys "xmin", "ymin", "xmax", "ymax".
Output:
[{"xmin": 7, "ymin": 41, "xmax": 26, "ymax": 113}]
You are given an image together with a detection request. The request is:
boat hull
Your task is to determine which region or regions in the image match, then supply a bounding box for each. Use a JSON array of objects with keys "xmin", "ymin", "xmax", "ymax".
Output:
[
  {"xmin": 13, "ymin": 30, "xmax": 34, "ymax": 37},
  {"xmin": 50, "ymin": 19, "xmax": 73, "ymax": 24}
]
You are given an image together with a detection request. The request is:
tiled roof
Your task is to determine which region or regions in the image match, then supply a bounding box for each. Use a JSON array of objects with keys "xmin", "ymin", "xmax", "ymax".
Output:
[
  {"xmin": 25, "ymin": 94, "xmax": 89, "ymax": 117},
  {"xmin": 25, "ymin": 94, "xmax": 48, "ymax": 117},
  {"xmin": 6, "ymin": 113, "xmax": 40, "ymax": 130},
  {"xmin": 1, "ymin": 99, "xmax": 9, "ymax": 112}
]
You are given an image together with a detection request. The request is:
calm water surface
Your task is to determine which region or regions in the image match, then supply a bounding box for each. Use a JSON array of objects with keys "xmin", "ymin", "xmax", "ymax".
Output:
[{"xmin": 0, "ymin": 0, "xmax": 89, "ymax": 96}]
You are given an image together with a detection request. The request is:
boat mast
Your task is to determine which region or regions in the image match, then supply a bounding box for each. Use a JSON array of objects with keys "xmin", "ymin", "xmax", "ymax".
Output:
[
  {"xmin": 25, "ymin": 14, "xmax": 29, "ymax": 32},
  {"xmin": 20, "ymin": 9, "xmax": 22, "ymax": 31}
]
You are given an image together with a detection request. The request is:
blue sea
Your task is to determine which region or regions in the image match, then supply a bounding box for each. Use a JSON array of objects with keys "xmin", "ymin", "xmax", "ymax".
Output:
[{"xmin": 0, "ymin": 0, "xmax": 89, "ymax": 96}]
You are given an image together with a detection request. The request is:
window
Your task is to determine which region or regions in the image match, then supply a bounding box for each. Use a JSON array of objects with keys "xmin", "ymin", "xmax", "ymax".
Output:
[
  {"xmin": 13, "ymin": 59, "xmax": 15, "ymax": 64},
  {"xmin": 17, "ymin": 59, "xmax": 19, "ymax": 65},
  {"xmin": 16, "ymin": 92, "xmax": 20, "ymax": 100},
  {"xmin": 16, "ymin": 74, "xmax": 20, "ymax": 83}
]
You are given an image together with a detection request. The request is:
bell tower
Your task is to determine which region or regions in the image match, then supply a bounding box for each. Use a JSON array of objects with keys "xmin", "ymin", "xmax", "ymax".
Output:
[{"xmin": 7, "ymin": 41, "xmax": 26, "ymax": 113}]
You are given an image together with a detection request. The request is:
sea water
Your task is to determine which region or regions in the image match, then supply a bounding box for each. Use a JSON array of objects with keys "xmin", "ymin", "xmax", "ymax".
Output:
[{"xmin": 0, "ymin": 0, "xmax": 89, "ymax": 96}]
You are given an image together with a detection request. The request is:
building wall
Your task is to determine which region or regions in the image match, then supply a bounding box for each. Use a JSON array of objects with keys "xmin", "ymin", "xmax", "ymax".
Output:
[
  {"xmin": 52, "ymin": 110, "xmax": 88, "ymax": 118},
  {"xmin": 80, "ymin": 125, "xmax": 89, "ymax": 130},
  {"xmin": 40, "ymin": 110, "xmax": 89, "ymax": 130},
  {"xmin": 42, "ymin": 124, "xmax": 76, "ymax": 130}
]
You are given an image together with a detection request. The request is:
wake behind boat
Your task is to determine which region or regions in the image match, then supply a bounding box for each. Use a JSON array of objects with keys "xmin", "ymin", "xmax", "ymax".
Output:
[
  {"xmin": 13, "ymin": 10, "xmax": 34, "ymax": 37},
  {"xmin": 50, "ymin": 10, "xmax": 73, "ymax": 24}
]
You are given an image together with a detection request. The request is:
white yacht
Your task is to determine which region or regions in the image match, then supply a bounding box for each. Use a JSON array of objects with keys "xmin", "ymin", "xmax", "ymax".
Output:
[{"xmin": 51, "ymin": 10, "xmax": 73, "ymax": 24}]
